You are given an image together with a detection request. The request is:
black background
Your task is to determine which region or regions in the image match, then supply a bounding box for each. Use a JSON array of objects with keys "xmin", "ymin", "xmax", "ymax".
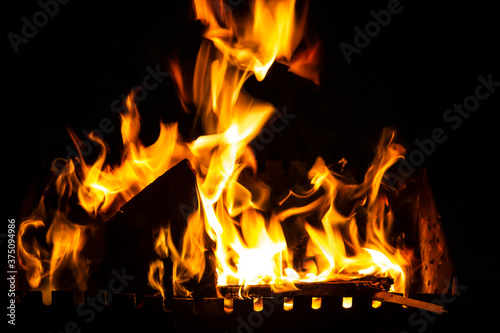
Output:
[{"xmin": 4, "ymin": 0, "xmax": 499, "ymax": 331}]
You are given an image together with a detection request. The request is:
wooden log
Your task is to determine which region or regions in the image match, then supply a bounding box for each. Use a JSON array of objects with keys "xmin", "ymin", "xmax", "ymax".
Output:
[
  {"xmin": 218, "ymin": 276, "xmax": 393, "ymax": 298},
  {"xmin": 86, "ymin": 159, "xmax": 217, "ymax": 299},
  {"xmin": 372, "ymin": 291, "xmax": 447, "ymax": 315},
  {"xmin": 417, "ymin": 169, "xmax": 455, "ymax": 294},
  {"xmin": 375, "ymin": 168, "xmax": 457, "ymax": 295}
]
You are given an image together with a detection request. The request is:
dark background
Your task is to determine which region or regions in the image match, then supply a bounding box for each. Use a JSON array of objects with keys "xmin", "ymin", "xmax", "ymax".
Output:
[{"xmin": 4, "ymin": 0, "xmax": 499, "ymax": 331}]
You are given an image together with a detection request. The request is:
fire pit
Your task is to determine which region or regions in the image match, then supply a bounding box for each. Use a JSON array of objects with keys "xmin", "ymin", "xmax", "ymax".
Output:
[{"xmin": 10, "ymin": 0, "xmax": 474, "ymax": 332}]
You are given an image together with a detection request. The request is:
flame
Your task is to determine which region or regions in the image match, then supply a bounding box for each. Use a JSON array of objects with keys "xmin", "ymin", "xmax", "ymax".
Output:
[
  {"xmin": 18, "ymin": 95, "xmax": 182, "ymax": 295},
  {"xmin": 18, "ymin": 0, "xmax": 413, "ymax": 300},
  {"xmin": 75, "ymin": 95, "xmax": 180, "ymax": 216},
  {"xmin": 192, "ymin": 0, "xmax": 308, "ymax": 81},
  {"xmin": 18, "ymin": 219, "xmax": 45, "ymax": 289},
  {"xmin": 17, "ymin": 161, "xmax": 89, "ymax": 303}
]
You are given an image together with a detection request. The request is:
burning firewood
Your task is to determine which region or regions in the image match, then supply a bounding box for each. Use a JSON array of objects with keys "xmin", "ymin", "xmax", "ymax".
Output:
[
  {"xmin": 87, "ymin": 159, "xmax": 217, "ymax": 301},
  {"xmin": 219, "ymin": 275, "xmax": 447, "ymax": 314},
  {"xmin": 15, "ymin": 3, "xmax": 456, "ymax": 328},
  {"xmin": 218, "ymin": 276, "xmax": 394, "ymax": 298}
]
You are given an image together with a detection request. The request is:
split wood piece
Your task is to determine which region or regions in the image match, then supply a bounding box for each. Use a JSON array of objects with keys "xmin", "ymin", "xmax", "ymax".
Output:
[
  {"xmin": 87, "ymin": 159, "xmax": 217, "ymax": 299},
  {"xmin": 417, "ymin": 169, "xmax": 455, "ymax": 294},
  {"xmin": 218, "ymin": 276, "xmax": 393, "ymax": 298},
  {"xmin": 372, "ymin": 291, "xmax": 447, "ymax": 315}
]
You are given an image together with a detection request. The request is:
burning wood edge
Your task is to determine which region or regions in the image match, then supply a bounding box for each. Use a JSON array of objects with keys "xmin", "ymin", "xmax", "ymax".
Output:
[
  {"xmin": 217, "ymin": 276, "xmax": 446, "ymax": 315},
  {"xmin": 371, "ymin": 292, "xmax": 447, "ymax": 315},
  {"xmin": 218, "ymin": 276, "xmax": 394, "ymax": 298}
]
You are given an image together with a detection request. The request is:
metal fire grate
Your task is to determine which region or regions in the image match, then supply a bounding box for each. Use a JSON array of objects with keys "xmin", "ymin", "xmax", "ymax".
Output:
[{"xmin": 12, "ymin": 288, "xmax": 460, "ymax": 333}]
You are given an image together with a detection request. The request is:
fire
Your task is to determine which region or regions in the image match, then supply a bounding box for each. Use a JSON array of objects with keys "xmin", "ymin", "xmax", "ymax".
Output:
[
  {"xmin": 18, "ymin": 0, "xmax": 413, "ymax": 302},
  {"xmin": 18, "ymin": 162, "xmax": 89, "ymax": 304},
  {"xmin": 18, "ymin": 94, "xmax": 182, "ymax": 302},
  {"xmin": 75, "ymin": 95, "xmax": 180, "ymax": 216}
]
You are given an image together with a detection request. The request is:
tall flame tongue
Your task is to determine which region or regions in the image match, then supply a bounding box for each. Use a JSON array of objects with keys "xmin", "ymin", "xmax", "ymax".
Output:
[
  {"xmin": 160, "ymin": 0, "xmax": 411, "ymax": 295},
  {"xmin": 18, "ymin": 0, "xmax": 412, "ymax": 302}
]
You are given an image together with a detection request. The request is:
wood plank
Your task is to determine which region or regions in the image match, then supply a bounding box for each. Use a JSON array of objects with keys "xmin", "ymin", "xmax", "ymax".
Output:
[
  {"xmin": 218, "ymin": 276, "xmax": 393, "ymax": 298},
  {"xmin": 372, "ymin": 291, "xmax": 447, "ymax": 314}
]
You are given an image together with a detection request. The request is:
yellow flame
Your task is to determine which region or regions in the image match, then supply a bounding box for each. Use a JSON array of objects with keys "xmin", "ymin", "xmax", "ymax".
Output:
[
  {"xmin": 18, "ymin": 0, "xmax": 413, "ymax": 299},
  {"xmin": 18, "ymin": 220, "xmax": 46, "ymax": 288}
]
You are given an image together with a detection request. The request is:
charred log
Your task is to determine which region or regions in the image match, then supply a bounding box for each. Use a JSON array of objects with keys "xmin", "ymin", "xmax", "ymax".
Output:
[
  {"xmin": 218, "ymin": 276, "xmax": 393, "ymax": 298},
  {"xmin": 86, "ymin": 159, "xmax": 217, "ymax": 301}
]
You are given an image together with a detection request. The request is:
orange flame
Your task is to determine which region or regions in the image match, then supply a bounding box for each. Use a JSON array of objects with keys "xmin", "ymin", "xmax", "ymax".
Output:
[
  {"xmin": 18, "ymin": 0, "xmax": 412, "ymax": 300},
  {"xmin": 74, "ymin": 95, "xmax": 180, "ymax": 216},
  {"xmin": 18, "ymin": 160, "xmax": 89, "ymax": 304}
]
